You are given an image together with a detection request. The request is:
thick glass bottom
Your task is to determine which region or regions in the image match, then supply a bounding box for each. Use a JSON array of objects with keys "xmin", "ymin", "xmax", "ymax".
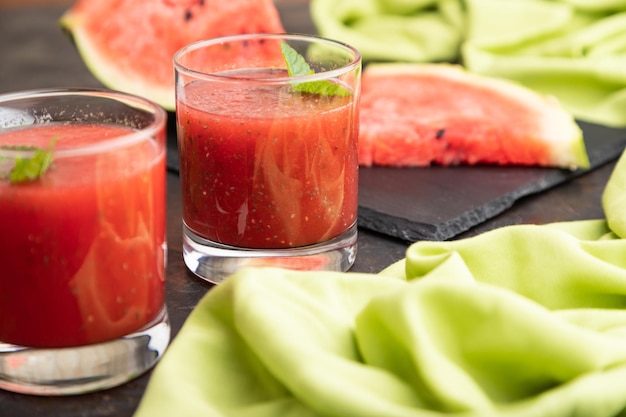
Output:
[
  {"xmin": 0, "ymin": 306, "xmax": 170, "ymax": 396},
  {"xmin": 183, "ymin": 223, "xmax": 358, "ymax": 284}
]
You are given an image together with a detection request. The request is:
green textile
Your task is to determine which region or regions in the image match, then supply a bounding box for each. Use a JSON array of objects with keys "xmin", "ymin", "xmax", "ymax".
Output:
[
  {"xmin": 135, "ymin": 151, "xmax": 626, "ymax": 416},
  {"xmin": 310, "ymin": 0, "xmax": 626, "ymax": 127}
]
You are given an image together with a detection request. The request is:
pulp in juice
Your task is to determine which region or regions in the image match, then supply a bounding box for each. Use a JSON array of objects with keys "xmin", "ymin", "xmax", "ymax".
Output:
[{"xmin": 177, "ymin": 74, "xmax": 359, "ymax": 249}]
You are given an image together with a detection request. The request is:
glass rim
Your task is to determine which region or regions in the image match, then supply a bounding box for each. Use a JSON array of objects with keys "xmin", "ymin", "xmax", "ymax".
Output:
[
  {"xmin": 173, "ymin": 32, "xmax": 362, "ymax": 84},
  {"xmin": 0, "ymin": 87, "xmax": 167, "ymax": 158}
]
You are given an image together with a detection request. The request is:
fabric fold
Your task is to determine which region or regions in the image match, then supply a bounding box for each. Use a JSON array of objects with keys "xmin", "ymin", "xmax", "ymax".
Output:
[
  {"xmin": 310, "ymin": 0, "xmax": 463, "ymax": 63},
  {"xmin": 133, "ymin": 150, "xmax": 626, "ymax": 417},
  {"xmin": 310, "ymin": 0, "xmax": 626, "ymax": 127}
]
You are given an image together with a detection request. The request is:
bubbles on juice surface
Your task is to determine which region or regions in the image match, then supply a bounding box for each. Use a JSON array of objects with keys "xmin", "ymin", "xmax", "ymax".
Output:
[{"xmin": 182, "ymin": 68, "xmax": 352, "ymax": 119}]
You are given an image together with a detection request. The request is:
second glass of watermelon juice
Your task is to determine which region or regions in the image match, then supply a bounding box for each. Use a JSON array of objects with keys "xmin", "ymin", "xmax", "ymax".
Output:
[
  {"xmin": 0, "ymin": 88, "xmax": 169, "ymax": 395},
  {"xmin": 174, "ymin": 34, "xmax": 361, "ymax": 283}
]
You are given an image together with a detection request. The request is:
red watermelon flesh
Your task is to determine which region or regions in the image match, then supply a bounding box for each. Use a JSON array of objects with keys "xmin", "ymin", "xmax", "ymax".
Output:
[
  {"xmin": 359, "ymin": 64, "xmax": 589, "ymax": 169},
  {"xmin": 60, "ymin": 0, "xmax": 285, "ymax": 110}
]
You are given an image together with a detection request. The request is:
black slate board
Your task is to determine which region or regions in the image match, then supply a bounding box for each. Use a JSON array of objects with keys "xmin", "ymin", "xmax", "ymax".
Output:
[{"xmin": 166, "ymin": 120, "xmax": 626, "ymax": 243}]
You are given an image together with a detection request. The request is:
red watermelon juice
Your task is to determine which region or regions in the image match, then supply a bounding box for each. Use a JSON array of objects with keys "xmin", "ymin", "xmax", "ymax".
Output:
[
  {"xmin": 177, "ymin": 74, "xmax": 359, "ymax": 249},
  {"xmin": 175, "ymin": 34, "xmax": 361, "ymax": 282},
  {"xmin": 0, "ymin": 123, "xmax": 166, "ymax": 348}
]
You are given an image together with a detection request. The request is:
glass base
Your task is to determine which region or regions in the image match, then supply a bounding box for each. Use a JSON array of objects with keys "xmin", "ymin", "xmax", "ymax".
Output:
[
  {"xmin": 0, "ymin": 306, "xmax": 170, "ymax": 396},
  {"xmin": 183, "ymin": 223, "xmax": 358, "ymax": 284}
]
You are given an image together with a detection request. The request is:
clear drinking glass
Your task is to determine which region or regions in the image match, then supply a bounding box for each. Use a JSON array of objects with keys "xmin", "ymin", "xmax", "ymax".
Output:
[
  {"xmin": 174, "ymin": 33, "xmax": 362, "ymax": 283},
  {"xmin": 0, "ymin": 88, "xmax": 170, "ymax": 395}
]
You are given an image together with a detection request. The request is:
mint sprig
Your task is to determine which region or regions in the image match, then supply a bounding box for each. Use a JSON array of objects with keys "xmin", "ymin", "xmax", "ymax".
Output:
[
  {"xmin": 1, "ymin": 140, "xmax": 56, "ymax": 184},
  {"xmin": 280, "ymin": 43, "xmax": 351, "ymax": 97}
]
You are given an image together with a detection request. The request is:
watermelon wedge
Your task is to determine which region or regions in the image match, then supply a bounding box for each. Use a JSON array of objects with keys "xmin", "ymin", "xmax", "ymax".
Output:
[
  {"xmin": 359, "ymin": 63, "xmax": 589, "ymax": 169},
  {"xmin": 59, "ymin": 0, "xmax": 285, "ymax": 111}
]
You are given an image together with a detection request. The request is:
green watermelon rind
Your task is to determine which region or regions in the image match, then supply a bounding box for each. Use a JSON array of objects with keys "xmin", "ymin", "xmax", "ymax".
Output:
[
  {"xmin": 59, "ymin": 12, "xmax": 175, "ymax": 110},
  {"xmin": 363, "ymin": 63, "xmax": 589, "ymax": 169}
]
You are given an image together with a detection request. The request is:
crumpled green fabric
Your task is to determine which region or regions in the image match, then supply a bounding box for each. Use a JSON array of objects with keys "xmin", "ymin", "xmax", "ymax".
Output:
[
  {"xmin": 134, "ymin": 150, "xmax": 626, "ymax": 416},
  {"xmin": 310, "ymin": 0, "xmax": 626, "ymax": 127}
]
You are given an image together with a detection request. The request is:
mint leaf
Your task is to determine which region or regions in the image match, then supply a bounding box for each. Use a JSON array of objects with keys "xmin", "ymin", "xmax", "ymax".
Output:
[
  {"xmin": 10, "ymin": 148, "xmax": 53, "ymax": 183},
  {"xmin": 281, "ymin": 42, "xmax": 314, "ymax": 78},
  {"xmin": 280, "ymin": 42, "xmax": 351, "ymax": 97},
  {"xmin": 1, "ymin": 140, "xmax": 55, "ymax": 184},
  {"xmin": 295, "ymin": 79, "xmax": 352, "ymax": 97}
]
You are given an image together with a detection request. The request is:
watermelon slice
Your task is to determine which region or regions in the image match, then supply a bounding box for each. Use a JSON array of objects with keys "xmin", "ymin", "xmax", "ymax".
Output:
[
  {"xmin": 359, "ymin": 63, "xmax": 589, "ymax": 169},
  {"xmin": 59, "ymin": 0, "xmax": 285, "ymax": 111}
]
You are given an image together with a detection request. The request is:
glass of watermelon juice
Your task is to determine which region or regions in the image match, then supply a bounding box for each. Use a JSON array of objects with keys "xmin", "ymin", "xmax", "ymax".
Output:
[
  {"xmin": 0, "ymin": 88, "xmax": 169, "ymax": 395},
  {"xmin": 174, "ymin": 33, "xmax": 361, "ymax": 283}
]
